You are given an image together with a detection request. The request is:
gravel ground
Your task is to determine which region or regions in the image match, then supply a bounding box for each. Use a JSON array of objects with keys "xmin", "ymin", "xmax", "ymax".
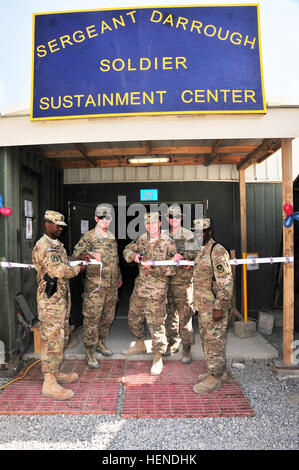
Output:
[{"xmin": 0, "ymin": 327, "xmax": 298, "ymax": 451}]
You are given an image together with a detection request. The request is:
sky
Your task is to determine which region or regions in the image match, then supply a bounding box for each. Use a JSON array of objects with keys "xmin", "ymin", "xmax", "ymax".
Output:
[{"xmin": 0, "ymin": 0, "xmax": 298, "ymax": 173}]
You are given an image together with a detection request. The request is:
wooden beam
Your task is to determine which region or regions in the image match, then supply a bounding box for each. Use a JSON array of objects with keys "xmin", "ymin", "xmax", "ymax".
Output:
[
  {"xmin": 281, "ymin": 138, "xmax": 294, "ymax": 366},
  {"xmin": 73, "ymin": 143, "xmax": 97, "ymax": 167},
  {"xmin": 41, "ymin": 144, "xmax": 257, "ymax": 159},
  {"xmin": 22, "ymin": 145, "xmax": 42, "ymax": 158},
  {"xmin": 204, "ymin": 139, "xmax": 222, "ymax": 166},
  {"xmin": 239, "ymin": 169, "xmax": 247, "ymax": 318},
  {"xmin": 145, "ymin": 140, "xmax": 151, "ymax": 155},
  {"xmin": 54, "ymin": 154, "xmax": 248, "ymax": 169},
  {"xmin": 239, "ymin": 169, "xmax": 247, "ymax": 254},
  {"xmin": 237, "ymin": 139, "xmax": 281, "ymax": 170}
]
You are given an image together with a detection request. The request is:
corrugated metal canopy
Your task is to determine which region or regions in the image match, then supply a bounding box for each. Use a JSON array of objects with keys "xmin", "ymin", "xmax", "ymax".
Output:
[{"xmin": 25, "ymin": 137, "xmax": 282, "ymax": 171}]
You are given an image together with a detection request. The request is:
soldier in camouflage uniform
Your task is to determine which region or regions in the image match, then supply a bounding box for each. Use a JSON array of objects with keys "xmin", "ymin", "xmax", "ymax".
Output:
[
  {"xmin": 191, "ymin": 218, "xmax": 233, "ymax": 394},
  {"xmin": 122, "ymin": 212, "xmax": 179, "ymax": 375},
  {"xmin": 32, "ymin": 210, "xmax": 85, "ymax": 400},
  {"xmin": 163, "ymin": 205, "xmax": 197, "ymax": 364},
  {"xmin": 71, "ymin": 205, "xmax": 122, "ymax": 369}
]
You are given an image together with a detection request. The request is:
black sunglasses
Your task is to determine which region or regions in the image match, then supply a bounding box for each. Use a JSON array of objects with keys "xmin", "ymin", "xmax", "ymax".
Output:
[
  {"xmin": 97, "ymin": 215, "xmax": 111, "ymax": 220},
  {"xmin": 168, "ymin": 214, "xmax": 182, "ymax": 219}
]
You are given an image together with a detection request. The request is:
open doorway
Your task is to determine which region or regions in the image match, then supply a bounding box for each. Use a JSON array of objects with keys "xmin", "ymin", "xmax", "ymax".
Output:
[{"xmin": 67, "ymin": 200, "xmax": 207, "ymax": 326}]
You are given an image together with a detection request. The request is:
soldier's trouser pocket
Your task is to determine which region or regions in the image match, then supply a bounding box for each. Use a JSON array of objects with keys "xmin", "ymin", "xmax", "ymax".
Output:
[
  {"xmin": 197, "ymin": 308, "xmax": 228, "ymax": 377},
  {"xmin": 38, "ymin": 299, "xmax": 68, "ymax": 374},
  {"xmin": 144, "ymin": 298, "xmax": 168, "ymax": 354},
  {"xmin": 82, "ymin": 287, "xmax": 118, "ymax": 345}
]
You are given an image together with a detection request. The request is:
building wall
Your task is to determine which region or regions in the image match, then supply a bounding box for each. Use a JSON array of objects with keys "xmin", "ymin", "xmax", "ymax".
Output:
[
  {"xmin": 64, "ymin": 180, "xmax": 282, "ymax": 318},
  {"xmin": 0, "ymin": 147, "xmax": 63, "ymax": 368},
  {"xmin": 63, "ymin": 153, "xmax": 282, "ymax": 185}
]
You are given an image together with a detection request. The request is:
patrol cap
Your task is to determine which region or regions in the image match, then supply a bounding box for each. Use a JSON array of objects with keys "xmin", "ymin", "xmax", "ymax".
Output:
[
  {"xmin": 167, "ymin": 205, "xmax": 183, "ymax": 217},
  {"xmin": 144, "ymin": 212, "xmax": 161, "ymax": 223},
  {"xmin": 193, "ymin": 218, "xmax": 211, "ymax": 231},
  {"xmin": 95, "ymin": 204, "xmax": 112, "ymax": 217},
  {"xmin": 44, "ymin": 210, "xmax": 67, "ymax": 226}
]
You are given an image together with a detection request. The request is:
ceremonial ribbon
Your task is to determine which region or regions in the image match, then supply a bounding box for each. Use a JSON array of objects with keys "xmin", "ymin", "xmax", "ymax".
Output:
[
  {"xmin": 0, "ymin": 260, "xmax": 102, "ymax": 269},
  {"xmin": 139, "ymin": 257, "xmax": 294, "ymax": 266},
  {"xmin": 0, "ymin": 257, "xmax": 293, "ymax": 269}
]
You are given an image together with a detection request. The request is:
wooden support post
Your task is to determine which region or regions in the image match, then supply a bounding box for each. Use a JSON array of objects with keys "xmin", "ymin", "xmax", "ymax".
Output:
[
  {"xmin": 230, "ymin": 249, "xmax": 243, "ymax": 321},
  {"xmin": 281, "ymin": 139, "xmax": 294, "ymax": 365},
  {"xmin": 239, "ymin": 169, "xmax": 247, "ymax": 318},
  {"xmin": 30, "ymin": 323, "xmax": 42, "ymax": 354}
]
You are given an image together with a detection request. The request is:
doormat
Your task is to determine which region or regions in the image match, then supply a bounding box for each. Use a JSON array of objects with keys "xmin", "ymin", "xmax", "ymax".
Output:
[
  {"xmin": 0, "ymin": 359, "xmax": 123, "ymax": 415},
  {"xmin": 0, "ymin": 359, "xmax": 254, "ymax": 417},
  {"xmin": 121, "ymin": 360, "xmax": 255, "ymax": 418}
]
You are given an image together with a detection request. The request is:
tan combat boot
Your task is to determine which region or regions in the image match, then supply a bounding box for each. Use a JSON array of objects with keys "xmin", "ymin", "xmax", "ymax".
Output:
[
  {"xmin": 123, "ymin": 340, "xmax": 147, "ymax": 356},
  {"xmin": 163, "ymin": 341, "xmax": 180, "ymax": 356},
  {"xmin": 198, "ymin": 370, "xmax": 229, "ymax": 383},
  {"xmin": 55, "ymin": 371, "xmax": 79, "ymax": 384},
  {"xmin": 193, "ymin": 375, "xmax": 222, "ymax": 394},
  {"xmin": 151, "ymin": 353, "xmax": 163, "ymax": 376},
  {"xmin": 181, "ymin": 345, "xmax": 192, "ymax": 364},
  {"xmin": 85, "ymin": 346, "xmax": 100, "ymax": 369},
  {"xmin": 96, "ymin": 338, "xmax": 113, "ymax": 356},
  {"xmin": 42, "ymin": 373, "xmax": 74, "ymax": 400}
]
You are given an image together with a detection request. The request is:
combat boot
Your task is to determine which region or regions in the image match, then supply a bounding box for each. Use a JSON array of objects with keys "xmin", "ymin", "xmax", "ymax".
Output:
[
  {"xmin": 96, "ymin": 338, "xmax": 113, "ymax": 356},
  {"xmin": 198, "ymin": 370, "xmax": 229, "ymax": 383},
  {"xmin": 85, "ymin": 346, "xmax": 100, "ymax": 369},
  {"xmin": 151, "ymin": 353, "xmax": 163, "ymax": 375},
  {"xmin": 123, "ymin": 340, "xmax": 147, "ymax": 356},
  {"xmin": 55, "ymin": 371, "xmax": 79, "ymax": 383},
  {"xmin": 42, "ymin": 373, "xmax": 74, "ymax": 400},
  {"xmin": 181, "ymin": 344, "xmax": 192, "ymax": 364},
  {"xmin": 163, "ymin": 341, "xmax": 180, "ymax": 356},
  {"xmin": 193, "ymin": 375, "xmax": 222, "ymax": 394}
]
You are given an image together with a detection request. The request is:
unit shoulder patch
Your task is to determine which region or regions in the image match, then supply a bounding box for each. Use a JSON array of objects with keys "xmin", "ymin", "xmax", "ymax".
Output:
[{"xmin": 213, "ymin": 255, "xmax": 231, "ymax": 277}]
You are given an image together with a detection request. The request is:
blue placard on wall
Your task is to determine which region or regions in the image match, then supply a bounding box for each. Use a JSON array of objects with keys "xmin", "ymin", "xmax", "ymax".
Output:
[
  {"xmin": 140, "ymin": 189, "xmax": 159, "ymax": 201},
  {"xmin": 31, "ymin": 5, "xmax": 266, "ymax": 120}
]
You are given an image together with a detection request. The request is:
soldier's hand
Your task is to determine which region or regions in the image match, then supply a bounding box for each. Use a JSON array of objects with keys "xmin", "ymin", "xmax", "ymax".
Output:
[
  {"xmin": 79, "ymin": 263, "xmax": 87, "ymax": 271},
  {"xmin": 172, "ymin": 253, "xmax": 183, "ymax": 265},
  {"xmin": 172, "ymin": 253, "xmax": 183, "ymax": 262},
  {"xmin": 79, "ymin": 254, "xmax": 91, "ymax": 261},
  {"xmin": 134, "ymin": 254, "xmax": 142, "ymax": 263},
  {"xmin": 118, "ymin": 280, "xmax": 123, "ymax": 288},
  {"xmin": 212, "ymin": 309, "xmax": 223, "ymax": 322},
  {"xmin": 92, "ymin": 252, "xmax": 102, "ymax": 262},
  {"xmin": 143, "ymin": 260, "xmax": 153, "ymax": 269}
]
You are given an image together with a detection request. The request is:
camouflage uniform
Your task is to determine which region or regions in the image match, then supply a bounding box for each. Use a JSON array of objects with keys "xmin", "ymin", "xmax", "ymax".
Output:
[
  {"xmin": 123, "ymin": 222, "xmax": 177, "ymax": 354},
  {"xmin": 163, "ymin": 225, "xmax": 197, "ymax": 348},
  {"xmin": 71, "ymin": 224, "xmax": 122, "ymax": 347},
  {"xmin": 32, "ymin": 215, "xmax": 80, "ymax": 375},
  {"xmin": 192, "ymin": 228, "xmax": 233, "ymax": 378}
]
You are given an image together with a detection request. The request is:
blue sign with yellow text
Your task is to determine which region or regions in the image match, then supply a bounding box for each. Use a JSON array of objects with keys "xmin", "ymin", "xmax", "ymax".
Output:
[{"xmin": 31, "ymin": 5, "xmax": 266, "ymax": 120}]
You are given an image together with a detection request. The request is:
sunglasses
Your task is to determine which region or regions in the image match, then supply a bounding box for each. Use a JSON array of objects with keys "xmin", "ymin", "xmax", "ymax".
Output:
[
  {"xmin": 97, "ymin": 215, "xmax": 111, "ymax": 220},
  {"xmin": 168, "ymin": 214, "xmax": 182, "ymax": 220}
]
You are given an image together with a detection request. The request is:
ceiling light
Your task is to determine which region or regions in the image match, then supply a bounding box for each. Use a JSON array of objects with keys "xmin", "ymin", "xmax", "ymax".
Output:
[{"xmin": 128, "ymin": 157, "xmax": 170, "ymax": 164}]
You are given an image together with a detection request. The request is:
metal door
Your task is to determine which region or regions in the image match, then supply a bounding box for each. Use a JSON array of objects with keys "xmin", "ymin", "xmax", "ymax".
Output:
[{"xmin": 20, "ymin": 167, "xmax": 39, "ymax": 316}]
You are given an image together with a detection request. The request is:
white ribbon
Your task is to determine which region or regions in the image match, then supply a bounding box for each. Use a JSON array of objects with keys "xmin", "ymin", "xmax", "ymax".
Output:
[
  {"xmin": 0, "ymin": 260, "xmax": 103, "ymax": 269},
  {"xmin": 140, "ymin": 257, "xmax": 294, "ymax": 266},
  {"xmin": 0, "ymin": 256, "xmax": 294, "ymax": 270}
]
